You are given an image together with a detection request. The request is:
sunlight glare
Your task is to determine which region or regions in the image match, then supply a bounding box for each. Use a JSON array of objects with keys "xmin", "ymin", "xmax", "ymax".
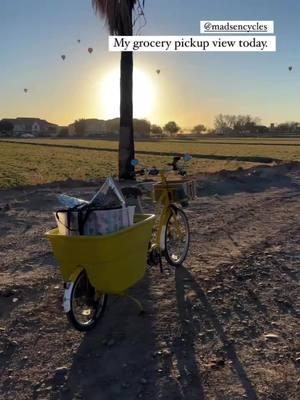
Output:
[{"xmin": 100, "ymin": 68, "xmax": 155, "ymax": 119}]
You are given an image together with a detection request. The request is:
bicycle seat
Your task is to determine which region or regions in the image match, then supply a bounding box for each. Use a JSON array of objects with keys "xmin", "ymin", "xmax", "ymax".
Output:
[{"xmin": 121, "ymin": 187, "xmax": 143, "ymax": 199}]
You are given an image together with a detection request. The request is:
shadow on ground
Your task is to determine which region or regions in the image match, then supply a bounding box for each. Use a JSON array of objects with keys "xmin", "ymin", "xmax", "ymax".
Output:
[
  {"xmin": 55, "ymin": 274, "xmax": 171, "ymax": 400},
  {"xmin": 54, "ymin": 265, "xmax": 264, "ymax": 400},
  {"xmin": 173, "ymin": 267, "xmax": 259, "ymax": 400}
]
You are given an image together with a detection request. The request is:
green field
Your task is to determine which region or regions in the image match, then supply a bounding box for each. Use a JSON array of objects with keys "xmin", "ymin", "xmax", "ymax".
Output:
[
  {"xmin": 0, "ymin": 138, "xmax": 299, "ymax": 189},
  {"xmin": 4, "ymin": 137, "xmax": 300, "ymax": 161}
]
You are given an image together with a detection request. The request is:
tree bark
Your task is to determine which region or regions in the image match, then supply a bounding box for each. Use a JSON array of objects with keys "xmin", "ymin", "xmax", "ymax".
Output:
[
  {"xmin": 118, "ymin": 1, "xmax": 135, "ymax": 180},
  {"xmin": 119, "ymin": 50, "xmax": 135, "ymax": 179}
]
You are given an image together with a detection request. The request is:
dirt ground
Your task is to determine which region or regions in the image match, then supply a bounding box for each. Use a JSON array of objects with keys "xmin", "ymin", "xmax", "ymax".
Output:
[{"xmin": 0, "ymin": 162, "xmax": 299, "ymax": 400}]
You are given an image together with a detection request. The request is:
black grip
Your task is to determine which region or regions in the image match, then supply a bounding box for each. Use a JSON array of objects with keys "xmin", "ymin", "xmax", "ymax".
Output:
[{"xmin": 149, "ymin": 167, "xmax": 159, "ymax": 176}]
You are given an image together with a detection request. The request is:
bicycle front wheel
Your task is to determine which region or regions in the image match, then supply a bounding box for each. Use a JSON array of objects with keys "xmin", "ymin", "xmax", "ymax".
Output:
[
  {"xmin": 67, "ymin": 270, "xmax": 107, "ymax": 331},
  {"xmin": 164, "ymin": 206, "xmax": 190, "ymax": 267}
]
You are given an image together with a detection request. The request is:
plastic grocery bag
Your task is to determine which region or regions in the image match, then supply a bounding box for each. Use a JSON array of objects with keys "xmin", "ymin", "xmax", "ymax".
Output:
[
  {"xmin": 57, "ymin": 194, "xmax": 88, "ymax": 208},
  {"xmin": 54, "ymin": 177, "xmax": 135, "ymax": 236},
  {"xmin": 57, "ymin": 177, "xmax": 125, "ymax": 210},
  {"xmin": 90, "ymin": 177, "xmax": 126, "ymax": 209}
]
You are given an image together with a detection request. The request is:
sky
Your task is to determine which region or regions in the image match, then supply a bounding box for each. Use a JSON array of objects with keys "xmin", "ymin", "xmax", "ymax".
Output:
[{"xmin": 0, "ymin": 0, "xmax": 300, "ymax": 129}]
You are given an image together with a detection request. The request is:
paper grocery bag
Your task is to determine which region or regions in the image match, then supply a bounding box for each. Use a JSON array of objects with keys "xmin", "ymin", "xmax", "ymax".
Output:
[{"xmin": 83, "ymin": 206, "xmax": 136, "ymax": 236}]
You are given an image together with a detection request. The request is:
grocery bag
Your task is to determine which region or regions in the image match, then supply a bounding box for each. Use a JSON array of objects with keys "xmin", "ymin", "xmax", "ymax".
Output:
[
  {"xmin": 55, "ymin": 205, "xmax": 135, "ymax": 236},
  {"xmin": 54, "ymin": 208, "xmax": 82, "ymax": 236},
  {"xmin": 54, "ymin": 177, "xmax": 135, "ymax": 236},
  {"xmin": 82, "ymin": 206, "xmax": 136, "ymax": 235}
]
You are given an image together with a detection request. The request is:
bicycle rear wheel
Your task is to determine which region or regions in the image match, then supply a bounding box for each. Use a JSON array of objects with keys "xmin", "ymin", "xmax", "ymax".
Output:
[
  {"xmin": 164, "ymin": 206, "xmax": 190, "ymax": 267},
  {"xmin": 67, "ymin": 270, "xmax": 107, "ymax": 331}
]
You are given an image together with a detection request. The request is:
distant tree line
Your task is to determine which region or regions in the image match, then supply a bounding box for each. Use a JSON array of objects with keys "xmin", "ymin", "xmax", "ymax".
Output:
[
  {"xmin": 213, "ymin": 114, "xmax": 300, "ymax": 135},
  {"xmin": 2, "ymin": 115, "xmax": 300, "ymax": 139},
  {"xmin": 151, "ymin": 122, "xmax": 206, "ymax": 136},
  {"xmin": 214, "ymin": 114, "xmax": 262, "ymax": 134}
]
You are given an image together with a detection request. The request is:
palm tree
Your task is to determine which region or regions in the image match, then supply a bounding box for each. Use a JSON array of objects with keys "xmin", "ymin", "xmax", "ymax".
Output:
[{"xmin": 92, "ymin": 0, "xmax": 145, "ymax": 180}]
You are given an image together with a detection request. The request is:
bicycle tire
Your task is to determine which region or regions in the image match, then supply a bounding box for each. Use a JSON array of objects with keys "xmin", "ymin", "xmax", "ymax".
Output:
[
  {"xmin": 164, "ymin": 206, "xmax": 190, "ymax": 267},
  {"xmin": 66, "ymin": 270, "xmax": 107, "ymax": 332}
]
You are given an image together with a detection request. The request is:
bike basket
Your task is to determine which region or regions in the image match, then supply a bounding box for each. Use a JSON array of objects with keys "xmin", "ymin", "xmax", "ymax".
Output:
[
  {"xmin": 45, "ymin": 214, "xmax": 155, "ymax": 294},
  {"xmin": 153, "ymin": 180, "xmax": 196, "ymax": 204}
]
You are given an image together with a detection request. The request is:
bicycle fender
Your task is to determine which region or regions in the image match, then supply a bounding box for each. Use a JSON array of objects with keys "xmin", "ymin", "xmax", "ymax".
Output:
[
  {"xmin": 159, "ymin": 205, "xmax": 177, "ymax": 251},
  {"xmin": 63, "ymin": 266, "xmax": 84, "ymax": 313},
  {"xmin": 160, "ymin": 225, "xmax": 166, "ymax": 251}
]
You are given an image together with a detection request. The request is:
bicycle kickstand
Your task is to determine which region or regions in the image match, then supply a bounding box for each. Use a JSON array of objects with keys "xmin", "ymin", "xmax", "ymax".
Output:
[{"xmin": 159, "ymin": 254, "xmax": 163, "ymax": 274}]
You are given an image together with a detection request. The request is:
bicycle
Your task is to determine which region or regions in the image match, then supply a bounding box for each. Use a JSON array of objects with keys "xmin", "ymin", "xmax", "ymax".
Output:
[
  {"xmin": 45, "ymin": 155, "xmax": 195, "ymax": 331},
  {"xmin": 124, "ymin": 154, "xmax": 195, "ymax": 269}
]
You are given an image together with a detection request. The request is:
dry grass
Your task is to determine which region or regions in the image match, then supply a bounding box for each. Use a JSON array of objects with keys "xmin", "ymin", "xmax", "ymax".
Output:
[
  {"xmin": 0, "ymin": 141, "xmax": 263, "ymax": 189},
  {"xmin": 4, "ymin": 137, "xmax": 300, "ymax": 161}
]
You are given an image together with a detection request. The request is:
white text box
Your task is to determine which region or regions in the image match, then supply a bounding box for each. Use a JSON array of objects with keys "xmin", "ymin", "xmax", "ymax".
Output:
[
  {"xmin": 200, "ymin": 21, "xmax": 274, "ymax": 34},
  {"xmin": 109, "ymin": 36, "xmax": 276, "ymax": 52}
]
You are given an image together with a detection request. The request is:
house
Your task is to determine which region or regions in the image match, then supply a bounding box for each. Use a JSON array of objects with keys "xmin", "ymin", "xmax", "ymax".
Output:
[
  {"xmin": 68, "ymin": 119, "xmax": 107, "ymax": 136},
  {"xmin": 105, "ymin": 118, "xmax": 151, "ymax": 138},
  {"xmin": 68, "ymin": 118, "xmax": 151, "ymax": 138},
  {"xmin": 215, "ymin": 127, "xmax": 233, "ymax": 135},
  {"xmin": 1, "ymin": 118, "xmax": 58, "ymax": 137}
]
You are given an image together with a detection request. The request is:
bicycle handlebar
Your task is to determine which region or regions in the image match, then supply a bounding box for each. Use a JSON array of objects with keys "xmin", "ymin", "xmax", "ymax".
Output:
[
  {"xmin": 134, "ymin": 155, "xmax": 190, "ymax": 177},
  {"xmin": 135, "ymin": 168, "xmax": 159, "ymax": 176}
]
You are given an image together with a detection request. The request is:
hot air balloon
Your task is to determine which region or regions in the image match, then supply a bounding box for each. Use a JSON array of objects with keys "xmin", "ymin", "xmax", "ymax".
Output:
[
  {"xmin": 24, "ymin": 88, "xmax": 28, "ymax": 93},
  {"xmin": 289, "ymin": 66, "xmax": 293, "ymax": 71},
  {"xmin": 88, "ymin": 47, "xmax": 93, "ymax": 54},
  {"xmin": 61, "ymin": 55, "xmax": 66, "ymax": 61},
  {"xmin": 156, "ymin": 69, "xmax": 160, "ymax": 75}
]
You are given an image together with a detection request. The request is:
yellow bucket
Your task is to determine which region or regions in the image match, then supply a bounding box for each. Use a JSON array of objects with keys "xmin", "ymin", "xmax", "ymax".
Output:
[{"xmin": 45, "ymin": 214, "xmax": 155, "ymax": 294}]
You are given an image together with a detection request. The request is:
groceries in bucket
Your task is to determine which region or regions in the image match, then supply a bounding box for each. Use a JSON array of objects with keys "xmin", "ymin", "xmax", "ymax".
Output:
[{"xmin": 54, "ymin": 177, "xmax": 135, "ymax": 236}]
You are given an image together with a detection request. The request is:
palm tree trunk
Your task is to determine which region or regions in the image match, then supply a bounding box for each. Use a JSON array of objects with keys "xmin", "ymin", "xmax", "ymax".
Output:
[
  {"xmin": 119, "ymin": 1, "xmax": 136, "ymax": 180},
  {"xmin": 119, "ymin": 50, "xmax": 135, "ymax": 179}
]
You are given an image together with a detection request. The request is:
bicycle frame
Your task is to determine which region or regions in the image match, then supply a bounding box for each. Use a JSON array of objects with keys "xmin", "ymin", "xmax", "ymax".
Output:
[
  {"xmin": 130, "ymin": 156, "xmax": 192, "ymax": 266},
  {"xmin": 150, "ymin": 170, "xmax": 182, "ymax": 254}
]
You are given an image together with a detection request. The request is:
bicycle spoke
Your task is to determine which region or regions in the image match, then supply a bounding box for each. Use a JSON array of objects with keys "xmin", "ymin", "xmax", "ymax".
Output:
[
  {"xmin": 72, "ymin": 273, "xmax": 102, "ymax": 326},
  {"xmin": 165, "ymin": 208, "xmax": 190, "ymax": 266}
]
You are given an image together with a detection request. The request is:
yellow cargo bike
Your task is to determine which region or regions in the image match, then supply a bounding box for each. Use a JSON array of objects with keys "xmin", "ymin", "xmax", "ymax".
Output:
[{"xmin": 46, "ymin": 155, "xmax": 195, "ymax": 331}]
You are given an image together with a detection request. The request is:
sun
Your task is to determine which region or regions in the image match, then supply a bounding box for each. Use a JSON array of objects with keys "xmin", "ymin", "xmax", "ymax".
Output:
[{"xmin": 100, "ymin": 68, "xmax": 155, "ymax": 119}]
